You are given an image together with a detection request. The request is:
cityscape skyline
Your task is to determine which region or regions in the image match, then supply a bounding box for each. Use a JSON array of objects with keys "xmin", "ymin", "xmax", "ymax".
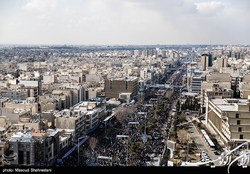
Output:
[{"xmin": 0, "ymin": 0, "xmax": 250, "ymax": 45}]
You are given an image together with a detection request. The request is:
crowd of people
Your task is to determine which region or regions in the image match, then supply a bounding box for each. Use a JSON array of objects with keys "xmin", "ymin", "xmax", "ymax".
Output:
[{"xmin": 60, "ymin": 63, "xmax": 185, "ymax": 167}]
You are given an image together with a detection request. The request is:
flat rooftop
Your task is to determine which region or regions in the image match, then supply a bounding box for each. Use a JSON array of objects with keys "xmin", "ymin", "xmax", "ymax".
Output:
[{"xmin": 210, "ymin": 98, "xmax": 249, "ymax": 111}]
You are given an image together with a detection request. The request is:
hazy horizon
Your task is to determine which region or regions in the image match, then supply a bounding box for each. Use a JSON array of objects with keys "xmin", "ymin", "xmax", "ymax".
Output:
[{"xmin": 1, "ymin": 0, "xmax": 250, "ymax": 45}]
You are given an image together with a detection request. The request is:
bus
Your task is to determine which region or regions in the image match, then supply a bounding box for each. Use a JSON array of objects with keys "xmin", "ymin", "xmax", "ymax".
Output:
[{"xmin": 200, "ymin": 129, "xmax": 215, "ymax": 150}]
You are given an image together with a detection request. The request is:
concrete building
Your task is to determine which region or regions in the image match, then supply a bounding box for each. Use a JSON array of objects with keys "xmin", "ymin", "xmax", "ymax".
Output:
[
  {"xmin": 3, "ymin": 98, "xmax": 38, "ymax": 115},
  {"xmin": 0, "ymin": 108, "xmax": 31, "ymax": 124},
  {"xmin": 186, "ymin": 62, "xmax": 205, "ymax": 93},
  {"xmin": 239, "ymin": 82, "xmax": 250, "ymax": 99},
  {"xmin": 55, "ymin": 109, "xmax": 85, "ymax": 142},
  {"xmin": 87, "ymin": 88, "xmax": 97, "ymax": 99},
  {"xmin": 52, "ymin": 90, "xmax": 73, "ymax": 109},
  {"xmin": 19, "ymin": 78, "xmax": 42, "ymax": 102},
  {"xmin": 8, "ymin": 132, "xmax": 35, "ymax": 166},
  {"xmin": 43, "ymin": 74, "xmax": 56, "ymax": 84},
  {"xmin": 41, "ymin": 111, "xmax": 56, "ymax": 129},
  {"xmin": 200, "ymin": 54, "xmax": 213, "ymax": 71},
  {"xmin": 187, "ymin": 73, "xmax": 205, "ymax": 93},
  {"xmin": 119, "ymin": 93, "xmax": 132, "ymax": 103},
  {"xmin": 216, "ymin": 56, "xmax": 228, "ymax": 71},
  {"xmin": 242, "ymin": 74, "xmax": 250, "ymax": 82},
  {"xmin": 52, "ymin": 84, "xmax": 86, "ymax": 107},
  {"xmin": 206, "ymin": 72, "xmax": 232, "ymax": 83},
  {"xmin": 55, "ymin": 101, "xmax": 104, "ymax": 141},
  {"xmin": 17, "ymin": 63, "xmax": 31, "ymax": 71},
  {"xmin": 32, "ymin": 129, "xmax": 59, "ymax": 166},
  {"xmin": 104, "ymin": 76, "xmax": 138, "ymax": 99},
  {"xmin": 140, "ymin": 68, "xmax": 152, "ymax": 81},
  {"xmin": 0, "ymin": 90, "xmax": 27, "ymax": 100},
  {"xmin": 0, "ymin": 116, "xmax": 11, "ymax": 129},
  {"xmin": 39, "ymin": 95, "xmax": 61, "ymax": 112},
  {"xmin": 85, "ymin": 73, "xmax": 101, "ymax": 83},
  {"xmin": 18, "ymin": 116, "xmax": 48, "ymax": 131},
  {"xmin": 8, "ymin": 129, "xmax": 59, "ymax": 166},
  {"xmin": 201, "ymin": 83, "xmax": 233, "ymax": 113},
  {"xmin": 206, "ymin": 98, "xmax": 250, "ymax": 146}
]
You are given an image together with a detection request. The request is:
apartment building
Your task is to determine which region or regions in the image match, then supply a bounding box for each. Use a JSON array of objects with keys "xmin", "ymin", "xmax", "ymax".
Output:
[
  {"xmin": 207, "ymin": 97, "xmax": 250, "ymax": 146},
  {"xmin": 8, "ymin": 132, "xmax": 35, "ymax": 166},
  {"xmin": 201, "ymin": 82, "xmax": 233, "ymax": 112},
  {"xmin": 55, "ymin": 101, "xmax": 104, "ymax": 141},
  {"xmin": 55, "ymin": 109, "xmax": 85, "ymax": 142},
  {"xmin": 104, "ymin": 76, "xmax": 138, "ymax": 99},
  {"xmin": 8, "ymin": 129, "xmax": 59, "ymax": 166},
  {"xmin": 200, "ymin": 53, "xmax": 213, "ymax": 71}
]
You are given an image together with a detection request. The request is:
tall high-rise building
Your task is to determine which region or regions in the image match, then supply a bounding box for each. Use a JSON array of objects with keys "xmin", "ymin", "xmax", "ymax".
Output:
[
  {"xmin": 200, "ymin": 54, "xmax": 213, "ymax": 71},
  {"xmin": 217, "ymin": 56, "xmax": 228, "ymax": 71}
]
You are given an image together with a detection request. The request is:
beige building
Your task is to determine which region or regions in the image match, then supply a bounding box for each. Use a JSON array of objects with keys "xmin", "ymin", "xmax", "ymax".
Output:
[
  {"xmin": 39, "ymin": 95, "xmax": 61, "ymax": 112},
  {"xmin": 201, "ymin": 82, "xmax": 233, "ymax": 112},
  {"xmin": 104, "ymin": 76, "xmax": 138, "ymax": 98},
  {"xmin": 0, "ymin": 108, "xmax": 31, "ymax": 124},
  {"xmin": 52, "ymin": 84, "xmax": 85, "ymax": 108},
  {"xmin": 239, "ymin": 82, "xmax": 250, "ymax": 99},
  {"xmin": 242, "ymin": 74, "xmax": 250, "ymax": 82},
  {"xmin": 216, "ymin": 57, "xmax": 228, "ymax": 72},
  {"xmin": 0, "ymin": 116, "xmax": 11, "ymax": 129},
  {"xmin": 206, "ymin": 72, "xmax": 231, "ymax": 83},
  {"xmin": 207, "ymin": 98, "xmax": 250, "ymax": 146},
  {"xmin": 43, "ymin": 74, "xmax": 56, "ymax": 84},
  {"xmin": 3, "ymin": 99, "xmax": 38, "ymax": 115},
  {"xmin": 52, "ymin": 90, "xmax": 73, "ymax": 109},
  {"xmin": 200, "ymin": 54, "xmax": 213, "ymax": 71},
  {"xmin": 55, "ymin": 101, "xmax": 103, "ymax": 141},
  {"xmin": 18, "ymin": 117, "xmax": 48, "ymax": 131},
  {"xmin": 0, "ymin": 141, "xmax": 8, "ymax": 166},
  {"xmin": 55, "ymin": 109, "xmax": 86, "ymax": 141},
  {"xmin": 19, "ymin": 79, "xmax": 42, "ymax": 102},
  {"xmin": 87, "ymin": 88, "xmax": 97, "ymax": 99}
]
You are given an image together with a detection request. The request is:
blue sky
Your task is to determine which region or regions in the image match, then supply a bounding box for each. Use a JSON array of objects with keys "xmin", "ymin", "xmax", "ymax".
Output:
[{"xmin": 0, "ymin": 0, "xmax": 249, "ymax": 45}]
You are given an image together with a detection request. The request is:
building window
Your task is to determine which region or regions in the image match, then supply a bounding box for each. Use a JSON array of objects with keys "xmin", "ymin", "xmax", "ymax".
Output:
[
  {"xmin": 9, "ymin": 144, "xmax": 14, "ymax": 149},
  {"xmin": 240, "ymin": 134, "xmax": 244, "ymax": 139},
  {"xmin": 18, "ymin": 151, "xmax": 24, "ymax": 165},
  {"xmin": 238, "ymin": 127, "xmax": 242, "ymax": 132},
  {"xmin": 110, "ymin": 81, "xmax": 113, "ymax": 90},
  {"xmin": 26, "ymin": 151, "xmax": 30, "ymax": 164},
  {"xmin": 237, "ymin": 120, "xmax": 241, "ymax": 125},
  {"xmin": 235, "ymin": 113, "xmax": 239, "ymax": 118}
]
